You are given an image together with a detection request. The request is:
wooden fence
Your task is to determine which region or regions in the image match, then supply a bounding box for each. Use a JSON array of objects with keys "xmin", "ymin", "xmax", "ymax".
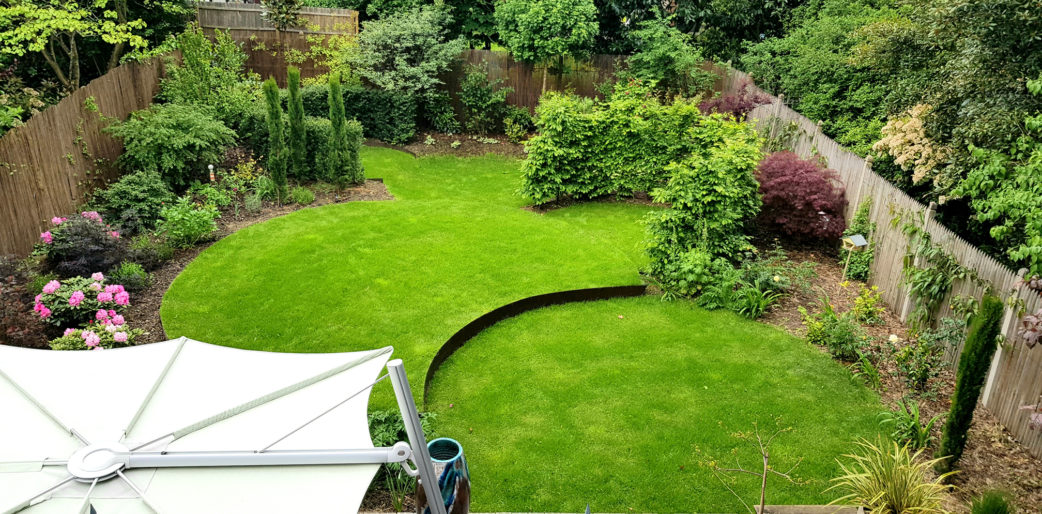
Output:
[
  {"xmin": 444, "ymin": 50, "xmax": 622, "ymax": 112},
  {"xmin": 195, "ymin": 2, "xmax": 359, "ymax": 86},
  {"xmin": 718, "ymin": 68, "xmax": 1042, "ymax": 458},
  {"xmin": 0, "ymin": 57, "xmax": 169, "ymax": 257}
]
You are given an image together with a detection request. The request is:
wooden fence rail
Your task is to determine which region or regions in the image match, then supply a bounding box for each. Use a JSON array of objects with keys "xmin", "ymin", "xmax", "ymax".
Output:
[
  {"xmin": 719, "ymin": 68, "xmax": 1042, "ymax": 458},
  {"xmin": 0, "ymin": 57, "xmax": 169, "ymax": 257}
]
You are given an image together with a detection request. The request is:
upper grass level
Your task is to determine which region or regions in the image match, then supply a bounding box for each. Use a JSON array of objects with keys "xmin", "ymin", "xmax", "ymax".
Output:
[{"xmin": 161, "ymin": 147, "xmax": 655, "ymax": 406}]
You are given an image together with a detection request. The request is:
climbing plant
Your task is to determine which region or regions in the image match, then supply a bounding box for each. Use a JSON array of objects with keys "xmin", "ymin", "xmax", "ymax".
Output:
[{"xmin": 892, "ymin": 207, "xmax": 984, "ymax": 333}]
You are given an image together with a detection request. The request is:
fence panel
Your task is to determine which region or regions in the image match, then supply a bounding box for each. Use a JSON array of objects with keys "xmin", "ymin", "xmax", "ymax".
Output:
[
  {"xmin": 0, "ymin": 57, "xmax": 169, "ymax": 256},
  {"xmin": 195, "ymin": 2, "xmax": 358, "ymax": 85},
  {"xmin": 720, "ymin": 67, "xmax": 1042, "ymax": 458},
  {"xmin": 443, "ymin": 50, "xmax": 622, "ymax": 112}
]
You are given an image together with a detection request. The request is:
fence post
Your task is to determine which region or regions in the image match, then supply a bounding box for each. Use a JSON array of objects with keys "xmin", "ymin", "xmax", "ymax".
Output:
[
  {"xmin": 983, "ymin": 268, "xmax": 1027, "ymax": 406},
  {"xmin": 899, "ymin": 202, "xmax": 937, "ymax": 323},
  {"xmin": 852, "ymin": 155, "xmax": 872, "ymax": 214}
]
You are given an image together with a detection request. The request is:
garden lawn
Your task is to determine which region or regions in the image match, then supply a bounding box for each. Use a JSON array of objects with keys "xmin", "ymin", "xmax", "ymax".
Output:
[
  {"xmin": 427, "ymin": 296, "xmax": 882, "ymax": 512},
  {"xmin": 160, "ymin": 147, "xmax": 653, "ymax": 407}
]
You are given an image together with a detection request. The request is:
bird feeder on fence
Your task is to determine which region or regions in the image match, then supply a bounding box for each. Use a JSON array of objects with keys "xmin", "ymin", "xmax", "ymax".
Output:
[{"xmin": 841, "ymin": 234, "xmax": 869, "ymax": 278}]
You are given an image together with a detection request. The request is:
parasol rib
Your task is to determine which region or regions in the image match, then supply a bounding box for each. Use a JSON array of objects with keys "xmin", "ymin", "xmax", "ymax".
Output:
[
  {"xmin": 130, "ymin": 346, "xmax": 393, "ymax": 451},
  {"xmin": 0, "ymin": 367, "xmax": 88, "ymax": 445},
  {"xmin": 121, "ymin": 338, "xmax": 187, "ymax": 442},
  {"xmin": 116, "ymin": 470, "xmax": 162, "ymax": 514},
  {"xmin": 0, "ymin": 475, "xmax": 76, "ymax": 514},
  {"xmin": 76, "ymin": 479, "xmax": 98, "ymax": 514},
  {"xmin": 258, "ymin": 373, "xmax": 389, "ymax": 452}
]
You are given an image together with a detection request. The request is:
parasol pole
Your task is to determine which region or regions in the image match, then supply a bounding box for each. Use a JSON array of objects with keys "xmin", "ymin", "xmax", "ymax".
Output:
[{"xmin": 388, "ymin": 359, "xmax": 448, "ymax": 514}]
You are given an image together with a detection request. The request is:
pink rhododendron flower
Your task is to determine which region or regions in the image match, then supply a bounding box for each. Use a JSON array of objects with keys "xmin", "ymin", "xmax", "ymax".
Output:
[
  {"xmin": 96, "ymin": 309, "xmax": 108, "ymax": 321},
  {"xmin": 92, "ymin": 346, "xmax": 103, "ymax": 351},
  {"xmin": 90, "ymin": 282, "xmax": 102, "ymax": 291},
  {"xmin": 51, "ymin": 217, "xmax": 67, "ymax": 225},
  {"xmin": 104, "ymin": 284, "xmax": 125, "ymax": 295},
  {"xmin": 91, "ymin": 272, "xmax": 104, "ymax": 281},
  {"xmin": 97, "ymin": 292, "xmax": 114, "ymax": 303},
  {"xmin": 115, "ymin": 291, "xmax": 130, "ymax": 306},
  {"xmin": 42, "ymin": 280, "xmax": 60, "ymax": 294},
  {"xmin": 33, "ymin": 302, "xmax": 42, "ymax": 313},
  {"xmin": 111, "ymin": 314, "xmax": 125, "ymax": 326},
  {"xmin": 81, "ymin": 211, "xmax": 103, "ymax": 223},
  {"xmin": 110, "ymin": 231, "xmax": 120, "ymax": 239},
  {"xmin": 82, "ymin": 331, "xmax": 100, "ymax": 347},
  {"xmin": 63, "ymin": 328, "xmax": 77, "ymax": 337},
  {"xmin": 108, "ymin": 309, "xmax": 116, "ymax": 317},
  {"xmin": 113, "ymin": 332, "xmax": 128, "ymax": 343},
  {"xmin": 40, "ymin": 231, "xmax": 52, "ymax": 244},
  {"xmin": 68, "ymin": 290, "xmax": 85, "ymax": 306},
  {"xmin": 39, "ymin": 307, "xmax": 51, "ymax": 319},
  {"xmin": 34, "ymin": 294, "xmax": 42, "ymax": 303}
]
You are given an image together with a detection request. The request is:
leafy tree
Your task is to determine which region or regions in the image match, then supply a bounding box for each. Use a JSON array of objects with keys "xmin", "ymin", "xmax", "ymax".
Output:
[
  {"xmin": 261, "ymin": 0, "xmax": 304, "ymax": 32},
  {"xmin": 952, "ymin": 76, "xmax": 1042, "ymax": 276},
  {"xmin": 495, "ymin": 0, "xmax": 598, "ymax": 94},
  {"xmin": 0, "ymin": 0, "xmax": 151, "ymax": 90},
  {"xmin": 287, "ymin": 66, "xmax": 307, "ymax": 178},
  {"xmin": 446, "ymin": 0, "xmax": 496, "ymax": 48},
  {"xmin": 625, "ymin": 16, "xmax": 715, "ymax": 97},
  {"xmin": 158, "ymin": 26, "xmax": 258, "ymax": 129},
  {"xmin": 263, "ymin": 78, "xmax": 288, "ymax": 202},
  {"xmin": 592, "ymin": 0, "xmax": 802, "ymax": 59},
  {"xmin": 935, "ymin": 295, "xmax": 1003, "ymax": 473},
  {"xmin": 741, "ymin": 0, "xmax": 895, "ymax": 155},
  {"xmin": 349, "ymin": 4, "xmax": 466, "ymax": 100}
]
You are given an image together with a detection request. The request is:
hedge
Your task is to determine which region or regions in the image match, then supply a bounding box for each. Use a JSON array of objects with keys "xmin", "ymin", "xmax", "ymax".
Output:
[{"xmin": 298, "ymin": 84, "xmax": 417, "ymax": 144}]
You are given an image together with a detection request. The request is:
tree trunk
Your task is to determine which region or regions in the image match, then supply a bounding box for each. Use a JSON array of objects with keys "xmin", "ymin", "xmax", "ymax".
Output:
[{"xmin": 541, "ymin": 65, "xmax": 547, "ymax": 95}]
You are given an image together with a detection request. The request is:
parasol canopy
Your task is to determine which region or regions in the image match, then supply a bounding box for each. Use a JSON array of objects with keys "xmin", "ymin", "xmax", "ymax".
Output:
[{"xmin": 0, "ymin": 337, "xmax": 424, "ymax": 513}]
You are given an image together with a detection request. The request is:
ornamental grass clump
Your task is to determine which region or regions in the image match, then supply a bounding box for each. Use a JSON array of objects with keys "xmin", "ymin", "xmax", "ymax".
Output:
[
  {"xmin": 757, "ymin": 151, "xmax": 847, "ymax": 241},
  {"xmin": 828, "ymin": 438, "xmax": 953, "ymax": 513},
  {"xmin": 32, "ymin": 273, "xmax": 130, "ymax": 329}
]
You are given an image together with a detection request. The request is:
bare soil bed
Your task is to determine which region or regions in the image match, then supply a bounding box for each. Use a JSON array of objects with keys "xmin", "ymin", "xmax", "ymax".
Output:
[{"xmin": 761, "ymin": 243, "xmax": 1042, "ymax": 512}]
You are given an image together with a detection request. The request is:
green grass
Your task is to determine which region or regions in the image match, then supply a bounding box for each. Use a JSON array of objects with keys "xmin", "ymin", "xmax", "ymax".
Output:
[
  {"xmin": 161, "ymin": 147, "xmax": 653, "ymax": 407},
  {"xmin": 427, "ymin": 297, "xmax": 882, "ymax": 512},
  {"xmin": 162, "ymin": 147, "xmax": 883, "ymax": 511}
]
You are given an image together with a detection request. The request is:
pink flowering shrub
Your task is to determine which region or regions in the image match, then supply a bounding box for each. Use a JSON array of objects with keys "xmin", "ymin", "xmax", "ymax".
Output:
[
  {"xmin": 49, "ymin": 315, "xmax": 144, "ymax": 351},
  {"xmin": 35, "ymin": 212, "xmax": 128, "ymax": 278},
  {"xmin": 33, "ymin": 275, "xmax": 130, "ymax": 328}
]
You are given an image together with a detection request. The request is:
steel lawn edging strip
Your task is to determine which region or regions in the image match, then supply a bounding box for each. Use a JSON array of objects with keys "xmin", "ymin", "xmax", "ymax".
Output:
[{"xmin": 422, "ymin": 285, "xmax": 647, "ymax": 404}]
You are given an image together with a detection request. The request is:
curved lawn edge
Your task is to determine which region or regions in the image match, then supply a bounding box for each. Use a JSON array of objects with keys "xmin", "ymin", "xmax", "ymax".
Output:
[{"xmin": 422, "ymin": 285, "xmax": 647, "ymax": 403}]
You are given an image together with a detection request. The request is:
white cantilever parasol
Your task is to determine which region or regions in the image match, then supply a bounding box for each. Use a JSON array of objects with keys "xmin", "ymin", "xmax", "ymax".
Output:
[{"xmin": 0, "ymin": 337, "xmax": 447, "ymax": 514}]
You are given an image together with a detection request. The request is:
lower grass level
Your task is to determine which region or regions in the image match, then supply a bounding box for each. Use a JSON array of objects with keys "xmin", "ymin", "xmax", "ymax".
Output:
[{"xmin": 427, "ymin": 296, "xmax": 882, "ymax": 513}]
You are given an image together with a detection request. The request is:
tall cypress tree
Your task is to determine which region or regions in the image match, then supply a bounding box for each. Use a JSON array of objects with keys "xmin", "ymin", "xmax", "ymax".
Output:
[
  {"xmin": 263, "ymin": 78, "xmax": 288, "ymax": 203},
  {"xmin": 287, "ymin": 66, "xmax": 306, "ymax": 179},
  {"xmin": 935, "ymin": 295, "xmax": 1004, "ymax": 472}
]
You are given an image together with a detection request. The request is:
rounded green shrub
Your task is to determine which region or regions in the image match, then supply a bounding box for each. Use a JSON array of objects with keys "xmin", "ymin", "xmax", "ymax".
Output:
[
  {"xmin": 106, "ymin": 104, "xmax": 236, "ymax": 190},
  {"xmin": 93, "ymin": 170, "xmax": 176, "ymax": 235}
]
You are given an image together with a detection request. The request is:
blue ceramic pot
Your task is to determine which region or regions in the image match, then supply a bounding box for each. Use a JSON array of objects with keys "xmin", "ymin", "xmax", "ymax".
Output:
[{"xmin": 417, "ymin": 437, "xmax": 470, "ymax": 514}]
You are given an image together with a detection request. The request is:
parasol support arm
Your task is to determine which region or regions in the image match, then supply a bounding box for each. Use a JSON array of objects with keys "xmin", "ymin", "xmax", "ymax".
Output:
[{"xmin": 125, "ymin": 442, "xmax": 413, "ymax": 469}]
